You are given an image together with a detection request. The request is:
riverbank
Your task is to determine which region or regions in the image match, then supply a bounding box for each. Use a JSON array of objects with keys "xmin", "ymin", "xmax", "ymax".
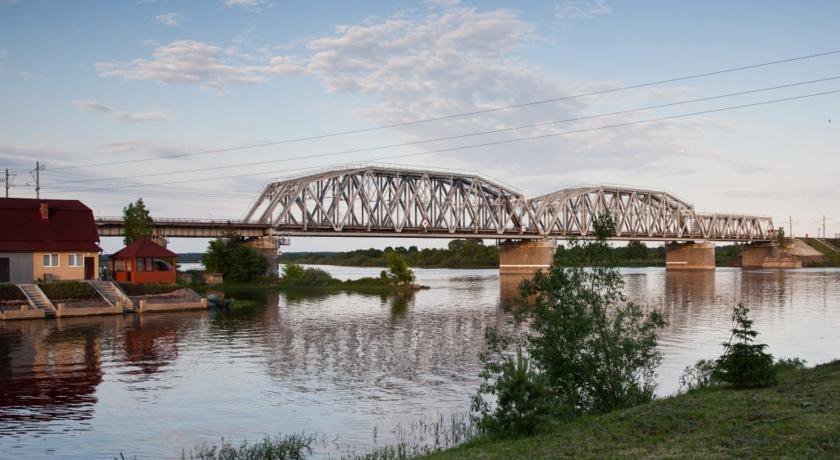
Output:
[{"xmin": 432, "ymin": 360, "xmax": 840, "ymax": 458}]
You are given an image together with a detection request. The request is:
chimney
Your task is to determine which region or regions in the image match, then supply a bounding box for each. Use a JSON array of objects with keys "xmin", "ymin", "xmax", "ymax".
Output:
[{"xmin": 39, "ymin": 202, "xmax": 49, "ymax": 221}]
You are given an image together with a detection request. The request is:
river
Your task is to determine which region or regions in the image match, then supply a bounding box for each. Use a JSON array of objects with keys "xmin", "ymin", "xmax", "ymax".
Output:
[{"xmin": 1, "ymin": 266, "xmax": 839, "ymax": 458}]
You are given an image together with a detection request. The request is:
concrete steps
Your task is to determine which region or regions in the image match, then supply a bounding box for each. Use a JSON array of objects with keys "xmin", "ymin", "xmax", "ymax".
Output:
[
  {"xmin": 88, "ymin": 280, "xmax": 134, "ymax": 310},
  {"xmin": 17, "ymin": 284, "xmax": 56, "ymax": 314}
]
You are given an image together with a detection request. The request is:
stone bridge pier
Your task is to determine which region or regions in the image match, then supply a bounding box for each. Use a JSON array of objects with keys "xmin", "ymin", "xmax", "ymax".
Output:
[
  {"xmin": 665, "ymin": 241, "xmax": 715, "ymax": 270},
  {"xmin": 498, "ymin": 239, "xmax": 555, "ymax": 301},
  {"xmin": 245, "ymin": 236, "xmax": 279, "ymax": 276}
]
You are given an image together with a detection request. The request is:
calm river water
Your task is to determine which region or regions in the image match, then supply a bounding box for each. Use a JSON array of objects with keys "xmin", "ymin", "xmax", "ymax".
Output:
[{"xmin": 1, "ymin": 266, "xmax": 839, "ymax": 459}]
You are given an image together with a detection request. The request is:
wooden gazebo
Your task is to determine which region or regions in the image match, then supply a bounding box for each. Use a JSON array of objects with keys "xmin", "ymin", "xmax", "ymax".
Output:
[{"xmin": 108, "ymin": 239, "xmax": 177, "ymax": 284}]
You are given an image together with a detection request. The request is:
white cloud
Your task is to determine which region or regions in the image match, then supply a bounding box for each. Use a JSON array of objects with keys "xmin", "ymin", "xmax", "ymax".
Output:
[
  {"xmin": 224, "ymin": 0, "xmax": 272, "ymax": 9},
  {"xmin": 95, "ymin": 40, "xmax": 303, "ymax": 91},
  {"xmin": 155, "ymin": 12, "xmax": 181, "ymax": 27},
  {"xmin": 555, "ymin": 0, "xmax": 612, "ymax": 20},
  {"xmin": 72, "ymin": 99, "xmax": 175, "ymax": 122}
]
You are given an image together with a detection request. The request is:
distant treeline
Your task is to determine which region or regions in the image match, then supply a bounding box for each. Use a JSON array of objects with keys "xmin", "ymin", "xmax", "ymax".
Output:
[
  {"xmin": 176, "ymin": 242, "xmax": 749, "ymax": 269},
  {"xmin": 279, "ymin": 239, "xmax": 500, "ymax": 269}
]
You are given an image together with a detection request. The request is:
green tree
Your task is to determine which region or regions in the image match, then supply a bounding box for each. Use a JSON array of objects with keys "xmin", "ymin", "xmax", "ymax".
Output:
[
  {"xmin": 201, "ymin": 236, "xmax": 268, "ymax": 283},
  {"xmin": 122, "ymin": 198, "xmax": 154, "ymax": 246},
  {"xmin": 474, "ymin": 213, "xmax": 666, "ymax": 435},
  {"xmin": 625, "ymin": 240, "xmax": 648, "ymax": 260},
  {"xmin": 715, "ymin": 304, "xmax": 777, "ymax": 389},
  {"xmin": 380, "ymin": 252, "xmax": 415, "ymax": 285},
  {"xmin": 776, "ymin": 227, "xmax": 787, "ymax": 248}
]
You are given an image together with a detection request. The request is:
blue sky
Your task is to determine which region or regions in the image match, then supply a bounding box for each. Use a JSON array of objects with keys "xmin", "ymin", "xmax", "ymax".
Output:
[{"xmin": 1, "ymin": 0, "xmax": 838, "ymax": 252}]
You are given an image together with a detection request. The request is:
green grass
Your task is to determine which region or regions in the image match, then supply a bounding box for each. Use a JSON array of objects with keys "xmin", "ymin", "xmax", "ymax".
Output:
[
  {"xmin": 802, "ymin": 238, "xmax": 840, "ymax": 266},
  {"xmin": 430, "ymin": 361, "xmax": 840, "ymax": 459}
]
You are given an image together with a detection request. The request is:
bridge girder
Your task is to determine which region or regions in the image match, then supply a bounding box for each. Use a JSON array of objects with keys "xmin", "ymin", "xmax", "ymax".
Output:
[{"xmin": 240, "ymin": 166, "xmax": 774, "ymax": 242}]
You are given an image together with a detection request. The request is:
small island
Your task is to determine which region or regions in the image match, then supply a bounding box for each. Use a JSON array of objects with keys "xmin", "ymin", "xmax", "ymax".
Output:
[{"xmin": 189, "ymin": 235, "xmax": 427, "ymax": 296}]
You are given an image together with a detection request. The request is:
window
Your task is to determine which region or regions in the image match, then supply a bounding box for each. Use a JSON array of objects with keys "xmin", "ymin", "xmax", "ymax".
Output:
[
  {"xmin": 68, "ymin": 254, "xmax": 84, "ymax": 267},
  {"xmin": 42, "ymin": 253, "xmax": 59, "ymax": 267}
]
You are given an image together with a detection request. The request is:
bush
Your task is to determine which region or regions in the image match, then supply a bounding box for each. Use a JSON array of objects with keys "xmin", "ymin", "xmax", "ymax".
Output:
[
  {"xmin": 474, "ymin": 213, "xmax": 666, "ymax": 434},
  {"xmin": 202, "ymin": 236, "xmax": 269, "ymax": 283},
  {"xmin": 39, "ymin": 281, "xmax": 100, "ymax": 301},
  {"xmin": 715, "ymin": 304, "xmax": 777, "ymax": 389},
  {"xmin": 0, "ymin": 284, "xmax": 26, "ymax": 301},
  {"xmin": 118, "ymin": 283, "xmax": 182, "ymax": 296},
  {"xmin": 680, "ymin": 304, "xmax": 778, "ymax": 391},
  {"xmin": 279, "ymin": 263, "xmax": 335, "ymax": 287},
  {"xmin": 473, "ymin": 339, "xmax": 552, "ymax": 437}
]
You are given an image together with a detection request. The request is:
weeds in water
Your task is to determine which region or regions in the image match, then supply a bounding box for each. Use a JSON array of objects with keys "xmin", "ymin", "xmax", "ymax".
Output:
[
  {"xmin": 347, "ymin": 412, "xmax": 477, "ymax": 459},
  {"xmin": 180, "ymin": 433, "xmax": 314, "ymax": 460}
]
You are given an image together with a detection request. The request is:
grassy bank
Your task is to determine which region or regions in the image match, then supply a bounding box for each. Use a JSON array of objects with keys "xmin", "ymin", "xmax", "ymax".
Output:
[{"xmin": 431, "ymin": 361, "xmax": 840, "ymax": 459}]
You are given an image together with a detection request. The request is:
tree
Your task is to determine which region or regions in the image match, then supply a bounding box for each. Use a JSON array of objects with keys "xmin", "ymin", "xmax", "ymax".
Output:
[
  {"xmin": 201, "ymin": 236, "xmax": 268, "ymax": 283},
  {"xmin": 625, "ymin": 240, "xmax": 648, "ymax": 260},
  {"xmin": 776, "ymin": 227, "xmax": 787, "ymax": 248},
  {"xmin": 715, "ymin": 304, "xmax": 776, "ymax": 389},
  {"xmin": 380, "ymin": 252, "xmax": 415, "ymax": 285},
  {"xmin": 474, "ymin": 213, "xmax": 666, "ymax": 435},
  {"xmin": 122, "ymin": 198, "xmax": 154, "ymax": 246}
]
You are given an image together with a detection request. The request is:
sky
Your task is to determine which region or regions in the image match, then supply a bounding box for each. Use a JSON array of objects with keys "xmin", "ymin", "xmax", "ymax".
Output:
[{"xmin": 0, "ymin": 0, "xmax": 838, "ymax": 253}]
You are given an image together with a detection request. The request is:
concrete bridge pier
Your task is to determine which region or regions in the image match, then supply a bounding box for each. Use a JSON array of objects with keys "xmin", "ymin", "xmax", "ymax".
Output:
[
  {"xmin": 499, "ymin": 239, "xmax": 555, "ymax": 301},
  {"xmin": 665, "ymin": 241, "xmax": 715, "ymax": 270},
  {"xmin": 245, "ymin": 236, "xmax": 279, "ymax": 276},
  {"xmin": 741, "ymin": 242, "xmax": 802, "ymax": 268}
]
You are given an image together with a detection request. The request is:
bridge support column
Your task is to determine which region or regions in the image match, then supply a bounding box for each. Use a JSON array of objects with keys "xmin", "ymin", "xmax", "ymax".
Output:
[
  {"xmin": 151, "ymin": 234, "xmax": 168, "ymax": 247},
  {"xmin": 741, "ymin": 242, "xmax": 802, "ymax": 268},
  {"xmin": 245, "ymin": 237, "xmax": 279, "ymax": 277},
  {"xmin": 499, "ymin": 239, "xmax": 555, "ymax": 301},
  {"xmin": 665, "ymin": 241, "xmax": 715, "ymax": 270}
]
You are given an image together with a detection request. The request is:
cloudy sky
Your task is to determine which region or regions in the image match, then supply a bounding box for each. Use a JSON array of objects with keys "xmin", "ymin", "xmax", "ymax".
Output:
[{"xmin": 1, "ymin": 0, "xmax": 838, "ymax": 253}]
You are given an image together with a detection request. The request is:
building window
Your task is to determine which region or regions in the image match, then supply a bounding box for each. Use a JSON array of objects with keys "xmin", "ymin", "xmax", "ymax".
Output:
[
  {"xmin": 68, "ymin": 254, "xmax": 84, "ymax": 267},
  {"xmin": 42, "ymin": 254, "xmax": 59, "ymax": 267}
]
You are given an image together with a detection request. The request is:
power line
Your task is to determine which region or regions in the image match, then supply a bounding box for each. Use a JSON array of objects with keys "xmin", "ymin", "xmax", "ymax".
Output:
[
  {"xmin": 41, "ymin": 49, "xmax": 840, "ymax": 172},
  {"xmin": 45, "ymin": 75, "xmax": 840, "ymax": 186},
  {"xmin": 45, "ymin": 87, "xmax": 840, "ymax": 195}
]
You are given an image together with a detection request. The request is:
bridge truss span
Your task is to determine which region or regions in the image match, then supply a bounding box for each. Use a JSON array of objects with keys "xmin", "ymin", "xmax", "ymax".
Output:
[{"xmin": 243, "ymin": 166, "xmax": 774, "ymax": 242}]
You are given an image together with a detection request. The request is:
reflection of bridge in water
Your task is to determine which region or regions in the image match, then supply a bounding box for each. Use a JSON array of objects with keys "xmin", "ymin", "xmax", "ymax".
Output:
[{"xmin": 95, "ymin": 166, "xmax": 778, "ymax": 277}]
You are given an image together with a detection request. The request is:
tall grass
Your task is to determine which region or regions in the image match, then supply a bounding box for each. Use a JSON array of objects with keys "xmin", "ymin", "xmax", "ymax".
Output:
[
  {"xmin": 347, "ymin": 412, "xmax": 477, "ymax": 459},
  {"xmin": 180, "ymin": 433, "xmax": 314, "ymax": 460}
]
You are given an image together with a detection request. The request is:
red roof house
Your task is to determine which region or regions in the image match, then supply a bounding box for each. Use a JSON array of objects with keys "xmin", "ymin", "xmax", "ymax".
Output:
[
  {"xmin": 0, "ymin": 198, "xmax": 102, "ymax": 283},
  {"xmin": 108, "ymin": 239, "xmax": 177, "ymax": 284}
]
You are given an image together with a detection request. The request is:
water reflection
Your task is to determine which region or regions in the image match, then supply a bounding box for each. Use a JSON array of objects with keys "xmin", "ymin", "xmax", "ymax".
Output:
[
  {"xmin": 0, "ymin": 267, "xmax": 838, "ymax": 459},
  {"xmin": 0, "ymin": 319, "xmax": 103, "ymax": 429}
]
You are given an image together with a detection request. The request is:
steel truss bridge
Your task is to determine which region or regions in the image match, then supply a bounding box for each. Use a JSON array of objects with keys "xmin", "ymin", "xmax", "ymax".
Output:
[{"xmin": 96, "ymin": 166, "xmax": 776, "ymax": 243}]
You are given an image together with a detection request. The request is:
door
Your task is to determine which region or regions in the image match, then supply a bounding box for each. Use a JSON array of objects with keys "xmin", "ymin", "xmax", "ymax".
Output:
[
  {"xmin": 84, "ymin": 257, "xmax": 95, "ymax": 280},
  {"xmin": 0, "ymin": 258, "xmax": 9, "ymax": 283}
]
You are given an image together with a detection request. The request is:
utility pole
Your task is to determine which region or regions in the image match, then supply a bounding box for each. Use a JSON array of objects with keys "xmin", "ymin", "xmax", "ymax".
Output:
[
  {"xmin": 823, "ymin": 215, "xmax": 827, "ymax": 238},
  {"xmin": 789, "ymin": 216, "xmax": 792, "ymax": 238},
  {"xmin": 33, "ymin": 161, "xmax": 45, "ymax": 199},
  {"xmin": 4, "ymin": 168, "xmax": 8, "ymax": 198}
]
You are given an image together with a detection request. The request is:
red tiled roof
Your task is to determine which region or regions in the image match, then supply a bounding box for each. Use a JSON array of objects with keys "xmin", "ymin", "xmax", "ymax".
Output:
[
  {"xmin": 111, "ymin": 239, "xmax": 177, "ymax": 258},
  {"xmin": 0, "ymin": 198, "xmax": 101, "ymax": 252}
]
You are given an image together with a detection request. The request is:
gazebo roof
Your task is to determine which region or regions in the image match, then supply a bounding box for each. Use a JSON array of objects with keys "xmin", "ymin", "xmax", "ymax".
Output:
[{"xmin": 111, "ymin": 239, "xmax": 177, "ymax": 259}]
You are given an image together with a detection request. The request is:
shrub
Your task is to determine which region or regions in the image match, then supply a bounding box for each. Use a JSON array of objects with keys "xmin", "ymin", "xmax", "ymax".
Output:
[
  {"xmin": 679, "ymin": 359, "xmax": 719, "ymax": 392},
  {"xmin": 201, "ymin": 236, "xmax": 269, "ymax": 283},
  {"xmin": 118, "ymin": 283, "xmax": 182, "ymax": 296},
  {"xmin": 0, "ymin": 284, "xmax": 26, "ymax": 301},
  {"xmin": 39, "ymin": 281, "xmax": 100, "ymax": 301},
  {"xmin": 715, "ymin": 304, "xmax": 777, "ymax": 389},
  {"xmin": 474, "ymin": 213, "xmax": 666, "ymax": 433},
  {"xmin": 473, "ymin": 340, "xmax": 552, "ymax": 437},
  {"xmin": 280, "ymin": 263, "xmax": 335, "ymax": 287}
]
